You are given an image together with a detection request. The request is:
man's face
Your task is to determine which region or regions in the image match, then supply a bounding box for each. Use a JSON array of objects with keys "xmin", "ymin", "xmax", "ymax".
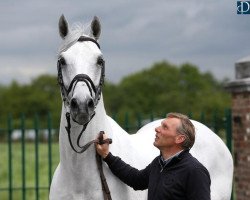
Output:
[{"xmin": 154, "ymin": 117, "xmax": 183, "ymax": 150}]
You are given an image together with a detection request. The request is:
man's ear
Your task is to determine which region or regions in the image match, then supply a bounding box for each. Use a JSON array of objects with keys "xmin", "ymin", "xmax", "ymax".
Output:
[{"xmin": 176, "ymin": 135, "xmax": 186, "ymax": 144}]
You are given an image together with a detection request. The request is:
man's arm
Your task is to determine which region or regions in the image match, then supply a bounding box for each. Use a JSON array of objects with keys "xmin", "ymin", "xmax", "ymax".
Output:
[
  {"xmin": 103, "ymin": 152, "xmax": 151, "ymax": 190},
  {"xmin": 95, "ymin": 133, "xmax": 150, "ymax": 190},
  {"xmin": 186, "ymin": 167, "xmax": 211, "ymax": 200}
]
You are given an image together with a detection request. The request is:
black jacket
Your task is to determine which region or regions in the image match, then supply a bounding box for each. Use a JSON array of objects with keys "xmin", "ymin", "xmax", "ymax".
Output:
[{"xmin": 104, "ymin": 150, "xmax": 211, "ymax": 200}]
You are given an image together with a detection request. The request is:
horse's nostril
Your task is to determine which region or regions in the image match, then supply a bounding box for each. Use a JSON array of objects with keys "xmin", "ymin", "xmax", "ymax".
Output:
[
  {"xmin": 70, "ymin": 98, "xmax": 78, "ymax": 110},
  {"xmin": 87, "ymin": 99, "xmax": 94, "ymax": 110}
]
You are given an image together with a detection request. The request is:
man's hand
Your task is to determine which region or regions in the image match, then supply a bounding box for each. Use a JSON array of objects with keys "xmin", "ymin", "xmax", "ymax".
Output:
[{"xmin": 95, "ymin": 133, "xmax": 110, "ymax": 159}]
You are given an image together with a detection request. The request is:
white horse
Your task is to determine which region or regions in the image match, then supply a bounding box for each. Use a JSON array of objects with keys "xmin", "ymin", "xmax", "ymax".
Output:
[{"xmin": 49, "ymin": 15, "xmax": 233, "ymax": 200}]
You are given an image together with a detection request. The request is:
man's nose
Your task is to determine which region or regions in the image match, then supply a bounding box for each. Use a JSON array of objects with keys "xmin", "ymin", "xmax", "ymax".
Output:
[{"xmin": 155, "ymin": 126, "xmax": 160, "ymax": 133}]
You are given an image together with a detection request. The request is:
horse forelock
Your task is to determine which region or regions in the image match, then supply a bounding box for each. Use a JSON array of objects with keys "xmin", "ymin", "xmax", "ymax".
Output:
[{"xmin": 58, "ymin": 22, "xmax": 92, "ymax": 56}]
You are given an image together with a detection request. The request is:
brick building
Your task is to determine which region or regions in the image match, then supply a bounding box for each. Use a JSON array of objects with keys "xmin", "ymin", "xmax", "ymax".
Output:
[{"xmin": 226, "ymin": 56, "xmax": 250, "ymax": 200}]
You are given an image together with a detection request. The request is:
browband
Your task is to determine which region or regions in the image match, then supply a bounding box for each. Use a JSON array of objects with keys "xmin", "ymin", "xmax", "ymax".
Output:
[{"xmin": 78, "ymin": 36, "xmax": 100, "ymax": 49}]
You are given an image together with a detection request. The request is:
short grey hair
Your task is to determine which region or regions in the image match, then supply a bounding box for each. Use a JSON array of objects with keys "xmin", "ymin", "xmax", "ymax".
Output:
[{"xmin": 166, "ymin": 112, "xmax": 195, "ymax": 149}]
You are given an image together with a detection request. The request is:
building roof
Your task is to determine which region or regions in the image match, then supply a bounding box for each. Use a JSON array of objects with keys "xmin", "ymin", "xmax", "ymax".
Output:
[{"xmin": 236, "ymin": 55, "xmax": 250, "ymax": 64}]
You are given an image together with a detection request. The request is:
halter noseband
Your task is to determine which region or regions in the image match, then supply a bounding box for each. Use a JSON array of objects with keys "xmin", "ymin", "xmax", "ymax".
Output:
[{"xmin": 57, "ymin": 36, "xmax": 105, "ymax": 153}]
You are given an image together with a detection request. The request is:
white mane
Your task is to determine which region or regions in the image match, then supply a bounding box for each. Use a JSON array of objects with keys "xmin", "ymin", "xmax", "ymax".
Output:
[{"xmin": 58, "ymin": 22, "xmax": 92, "ymax": 55}]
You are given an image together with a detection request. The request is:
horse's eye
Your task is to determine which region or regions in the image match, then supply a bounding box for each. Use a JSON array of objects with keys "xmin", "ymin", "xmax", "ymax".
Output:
[
  {"xmin": 97, "ymin": 57, "xmax": 104, "ymax": 66},
  {"xmin": 59, "ymin": 57, "xmax": 66, "ymax": 66}
]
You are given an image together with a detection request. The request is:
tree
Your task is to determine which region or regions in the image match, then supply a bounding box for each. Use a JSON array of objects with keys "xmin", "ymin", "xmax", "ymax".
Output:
[
  {"xmin": 103, "ymin": 61, "xmax": 230, "ymax": 125},
  {"xmin": 0, "ymin": 75, "xmax": 61, "ymax": 128},
  {"xmin": 0, "ymin": 61, "xmax": 230, "ymax": 129}
]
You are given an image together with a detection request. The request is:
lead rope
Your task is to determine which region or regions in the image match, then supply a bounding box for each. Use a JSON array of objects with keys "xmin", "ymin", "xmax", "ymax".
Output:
[
  {"xmin": 65, "ymin": 115, "xmax": 112, "ymax": 200},
  {"xmin": 96, "ymin": 131, "xmax": 112, "ymax": 200},
  {"xmin": 65, "ymin": 112, "xmax": 93, "ymax": 153}
]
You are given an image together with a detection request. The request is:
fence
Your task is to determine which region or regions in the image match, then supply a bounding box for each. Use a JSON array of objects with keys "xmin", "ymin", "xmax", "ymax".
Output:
[{"xmin": 0, "ymin": 110, "xmax": 233, "ymax": 200}]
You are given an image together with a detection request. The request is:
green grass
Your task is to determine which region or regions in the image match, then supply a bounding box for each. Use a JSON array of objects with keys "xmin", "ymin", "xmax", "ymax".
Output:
[{"xmin": 0, "ymin": 142, "xmax": 59, "ymax": 200}]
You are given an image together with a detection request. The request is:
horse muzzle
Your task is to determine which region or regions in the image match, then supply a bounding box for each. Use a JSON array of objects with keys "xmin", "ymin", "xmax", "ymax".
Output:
[{"xmin": 70, "ymin": 97, "xmax": 95, "ymax": 125}]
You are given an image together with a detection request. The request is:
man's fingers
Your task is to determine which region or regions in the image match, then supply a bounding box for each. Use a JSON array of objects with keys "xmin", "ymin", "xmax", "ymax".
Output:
[{"xmin": 102, "ymin": 133, "xmax": 108, "ymax": 139}]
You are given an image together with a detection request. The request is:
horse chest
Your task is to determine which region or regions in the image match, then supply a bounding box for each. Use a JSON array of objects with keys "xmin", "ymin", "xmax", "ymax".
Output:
[{"xmin": 52, "ymin": 164, "xmax": 104, "ymax": 199}]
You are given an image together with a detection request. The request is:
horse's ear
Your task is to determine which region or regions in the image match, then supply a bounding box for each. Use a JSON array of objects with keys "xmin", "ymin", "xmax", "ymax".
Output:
[
  {"xmin": 91, "ymin": 16, "xmax": 101, "ymax": 40},
  {"xmin": 59, "ymin": 14, "xmax": 69, "ymax": 39}
]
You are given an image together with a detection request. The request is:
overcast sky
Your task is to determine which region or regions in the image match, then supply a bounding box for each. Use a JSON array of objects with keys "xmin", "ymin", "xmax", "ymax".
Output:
[{"xmin": 0, "ymin": 1, "xmax": 249, "ymax": 85}]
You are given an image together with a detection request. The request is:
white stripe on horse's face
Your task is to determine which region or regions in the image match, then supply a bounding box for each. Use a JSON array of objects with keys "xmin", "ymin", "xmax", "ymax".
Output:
[
  {"xmin": 59, "ymin": 39, "xmax": 103, "ymax": 125},
  {"xmin": 61, "ymin": 42, "xmax": 102, "ymax": 88}
]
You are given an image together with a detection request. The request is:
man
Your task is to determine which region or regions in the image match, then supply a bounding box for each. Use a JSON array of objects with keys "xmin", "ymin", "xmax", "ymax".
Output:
[{"xmin": 96, "ymin": 112, "xmax": 211, "ymax": 200}]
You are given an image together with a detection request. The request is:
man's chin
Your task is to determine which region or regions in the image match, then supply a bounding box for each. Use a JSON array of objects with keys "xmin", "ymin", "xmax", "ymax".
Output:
[{"xmin": 153, "ymin": 141, "xmax": 157, "ymax": 148}]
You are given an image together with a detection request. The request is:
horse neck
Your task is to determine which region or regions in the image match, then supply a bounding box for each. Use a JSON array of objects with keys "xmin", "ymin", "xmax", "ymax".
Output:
[{"xmin": 59, "ymin": 96, "xmax": 109, "ymax": 170}]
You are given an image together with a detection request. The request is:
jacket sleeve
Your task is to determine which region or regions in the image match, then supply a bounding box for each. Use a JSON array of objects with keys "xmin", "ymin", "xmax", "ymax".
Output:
[
  {"xmin": 103, "ymin": 152, "xmax": 151, "ymax": 190},
  {"xmin": 186, "ymin": 167, "xmax": 211, "ymax": 200}
]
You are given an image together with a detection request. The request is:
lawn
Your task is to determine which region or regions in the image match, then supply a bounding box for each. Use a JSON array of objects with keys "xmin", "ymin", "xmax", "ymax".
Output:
[{"xmin": 0, "ymin": 142, "xmax": 59, "ymax": 200}]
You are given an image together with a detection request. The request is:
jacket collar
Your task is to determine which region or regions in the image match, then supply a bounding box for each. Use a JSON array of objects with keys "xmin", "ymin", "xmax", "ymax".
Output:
[{"xmin": 158, "ymin": 149, "xmax": 190, "ymax": 171}]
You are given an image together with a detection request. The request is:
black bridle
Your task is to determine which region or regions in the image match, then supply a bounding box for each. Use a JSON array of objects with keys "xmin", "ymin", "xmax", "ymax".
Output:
[
  {"xmin": 57, "ymin": 36, "xmax": 105, "ymax": 153},
  {"xmin": 57, "ymin": 36, "xmax": 104, "ymax": 109}
]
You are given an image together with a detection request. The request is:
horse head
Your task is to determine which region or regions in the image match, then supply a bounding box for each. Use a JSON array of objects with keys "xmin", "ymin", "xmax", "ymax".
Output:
[{"xmin": 57, "ymin": 15, "xmax": 105, "ymax": 126}]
